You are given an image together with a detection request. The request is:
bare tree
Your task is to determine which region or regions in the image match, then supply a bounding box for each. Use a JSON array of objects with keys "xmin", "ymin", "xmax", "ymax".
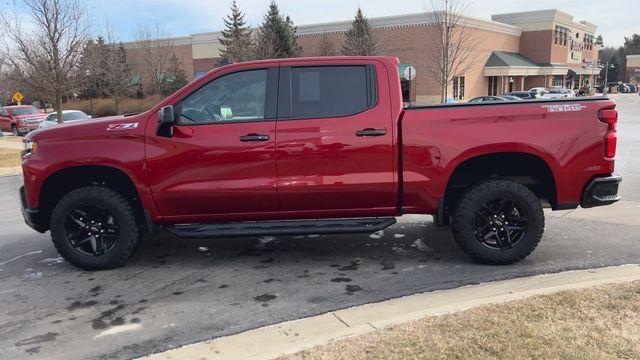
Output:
[
  {"xmin": 317, "ymin": 33, "xmax": 336, "ymax": 56},
  {"xmin": 134, "ymin": 23, "xmax": 174, "ymax": 95},
  {"xmin": 425, "ymin": 0, "xmax": 479, "ymax": 103},
  {"xmin": 0, "ymin": 0, "xmax": 89, "ymax": 122}
]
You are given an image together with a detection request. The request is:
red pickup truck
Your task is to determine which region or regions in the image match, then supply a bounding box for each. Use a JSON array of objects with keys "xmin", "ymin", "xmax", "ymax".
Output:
[
  {"xmin": 19, "ymin": 56, "xmax": 621, "ymax": 270},
  {"xmin": 1, "ymin": 105, "xmax": 46, "ymax": 135}
]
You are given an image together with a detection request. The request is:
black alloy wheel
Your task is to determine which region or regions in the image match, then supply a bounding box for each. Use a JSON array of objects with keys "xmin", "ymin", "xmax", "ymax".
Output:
[
  {"xmin": 472, "ymin": 198, "xmax": 528, "ymax": 250},
  {"xmin": 65, "ymin": 206, "xmax": 120, "ymax": 256},
  {"xmin": 50, "ymin": 186, "xmax": 139, "ymax": 270},
  {"xmin": 452, "ymin": 179, "xmax": 544, "ymax": 265}
]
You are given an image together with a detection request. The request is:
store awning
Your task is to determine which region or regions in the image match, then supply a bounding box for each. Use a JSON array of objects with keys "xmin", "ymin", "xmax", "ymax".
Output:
[{"xmin": 484, "ymin": 51, "xmax": 568, "ymax": 76}]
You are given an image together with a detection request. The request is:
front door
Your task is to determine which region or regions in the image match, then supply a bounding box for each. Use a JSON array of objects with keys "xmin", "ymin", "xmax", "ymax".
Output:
[
  {"xmin": 145, "ymin": 67, "xmax": 279, "ymax": 221},
  {"xmin": 275, "ymin": 62, "xmax": 396, "ymax": 214}
]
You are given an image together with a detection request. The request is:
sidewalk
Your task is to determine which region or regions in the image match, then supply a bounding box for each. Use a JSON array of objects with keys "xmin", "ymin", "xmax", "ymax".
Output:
[{"xmin": 142, "ymin": 264, "xmax": 640, "ymax": 360}]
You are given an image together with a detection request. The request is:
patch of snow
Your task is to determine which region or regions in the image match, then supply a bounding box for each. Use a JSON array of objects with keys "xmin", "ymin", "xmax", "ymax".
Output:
[
  {"xmin": 393, "ymin": 234, "xmax": 405, "ymax": 239},
  {"xmin": 412, "ymin": 239, "xmax": 431, "ymax": 252},
  {"xmin": 38, "ymin": 257, "xmax": 64, "ymax": 265},
  {"xmin": 369, "ymin": 231, "xmax": 384, "ymax": 240}
]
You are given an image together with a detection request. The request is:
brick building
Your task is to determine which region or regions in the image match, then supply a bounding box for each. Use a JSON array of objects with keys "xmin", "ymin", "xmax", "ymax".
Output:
[
  {"xmin": 125, "ymin": 9, "xmax": 601, "ymax": 103},
  {"xmin": 627, "ymin": 55, "xmax": 640, "ymax": 84}
]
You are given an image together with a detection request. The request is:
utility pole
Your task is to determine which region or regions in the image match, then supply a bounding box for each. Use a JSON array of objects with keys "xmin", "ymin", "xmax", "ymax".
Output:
[{"xmin": 603, "ymin": 61, "xmax": 610, "ymax": 95}]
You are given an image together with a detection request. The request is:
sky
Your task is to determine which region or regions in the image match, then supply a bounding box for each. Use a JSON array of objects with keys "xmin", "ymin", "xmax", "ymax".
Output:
[{"xmin": 83, "ymin": 0, "xmax": 637, "ymax": 48}]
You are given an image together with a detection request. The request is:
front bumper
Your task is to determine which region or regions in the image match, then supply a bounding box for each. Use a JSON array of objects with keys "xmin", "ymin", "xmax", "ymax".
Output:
[
  {"xmin": 581, "ymin": 174, "xmax": 622, "ymax": 208},
  {"xmin": 20, "ymin": 186, "xmax": 47, "ymax": 233}
]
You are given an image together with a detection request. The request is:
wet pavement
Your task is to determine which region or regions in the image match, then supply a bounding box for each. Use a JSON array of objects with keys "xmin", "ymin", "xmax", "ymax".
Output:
[{"xmin": 1, "ymin": 94, "xmax": 639, "ymax": 360}]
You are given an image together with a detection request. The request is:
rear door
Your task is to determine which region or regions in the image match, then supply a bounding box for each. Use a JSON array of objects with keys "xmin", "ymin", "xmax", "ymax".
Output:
[{"xmin": 275, "ymin": 61, "xmax": 396, "ymax": 214}]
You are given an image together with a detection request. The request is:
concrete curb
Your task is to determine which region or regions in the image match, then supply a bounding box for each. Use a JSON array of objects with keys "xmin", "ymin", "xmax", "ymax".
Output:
[
  {"xmin": 142, "ymin": 264, "xmax": 640, "ymax": 360},
  {"xmin": 0, "ymin": 166, "xmax": 22, "ymax": 177}
]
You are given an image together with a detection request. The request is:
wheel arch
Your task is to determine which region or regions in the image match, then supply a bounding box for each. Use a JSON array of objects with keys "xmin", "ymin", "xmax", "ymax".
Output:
[
  {"xmin": 38, "ymin": 165, "xmax": 148, "ymax": 232},
  {"xmin": 442, "ymin": 148, "xmax": 559, "ymax": 213}
]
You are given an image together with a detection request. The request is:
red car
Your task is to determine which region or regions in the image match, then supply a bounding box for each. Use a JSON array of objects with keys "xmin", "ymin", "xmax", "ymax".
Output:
[
  {"xmin": 19, "ymin": 56, "xmax": 621, "ymax": 270},
  {"xmin": 0, "ymin": 105, "xmax": 46, "ymax": 136}
]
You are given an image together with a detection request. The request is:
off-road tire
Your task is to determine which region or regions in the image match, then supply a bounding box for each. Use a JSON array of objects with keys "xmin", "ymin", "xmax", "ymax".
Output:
[
  {"xmin": 451, "ymin": 179, "xmax": 544, "ymax": 265},
  {"xmin": 50, "ymin": 186, "xmax": 139, "ymax": 270}
]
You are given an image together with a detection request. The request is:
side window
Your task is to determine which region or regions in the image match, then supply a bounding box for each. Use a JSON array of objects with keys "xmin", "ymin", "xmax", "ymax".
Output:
[
  {"xmin": 290, "ymin": 65, "xmax": 375, "ymax": 119},
  {"xmin": 48, "ymin": 114, "xmax": 57, "ymax": 122},
  {"xmin": 179, "ymin": 69, "xmax": 268, "ymax": 125}
]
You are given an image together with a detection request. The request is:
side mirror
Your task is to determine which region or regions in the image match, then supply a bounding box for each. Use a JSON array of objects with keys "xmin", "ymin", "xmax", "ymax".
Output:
[
  {"xmin": 158, "ymin": 105, "xmax": 176, "ymax": 125},
  {"xmin": 157, "ymin": 105, "xmax": 175, "ymax": 137}
]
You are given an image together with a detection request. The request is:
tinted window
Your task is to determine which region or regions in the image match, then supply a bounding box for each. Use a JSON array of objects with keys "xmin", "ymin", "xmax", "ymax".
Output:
[
  {"xmin": 179, "ymin": 69, "xmax": 267, "ymax": 125},
  {"xmin": 290, "ymin": 66, "xmax": 374, "ymax": 119},
  {"xmin": 12, "ymin": 107, "xmax": 40, "ymax": 116},
  {"xmin": 62, "ymin": 112, "xmax": 89, "ymax": 121}
]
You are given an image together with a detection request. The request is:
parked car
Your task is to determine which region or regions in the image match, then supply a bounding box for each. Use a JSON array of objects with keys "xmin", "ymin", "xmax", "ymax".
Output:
[
  {"xmin": 499, "ymin": 95, "xmax": 523, "ymax": 101},
  {"xmin": 529, "ymin": 87, "xmax": 548, "ymax": 98},
  {"xmin": 468, "ymin": 96, "xmax": 512, "ymax": 102},
  {"xmin": 541, "ymin": 88, "xmax": 575, "ymax": 99},
  {"xmin": 19, "ymin": 56, "xmax": 621, "ymax": 270},
  {"xmin": 0, "ymin": 105, "xmax": 46, "ymax": 136},
  {"xmin": 504, "ymin": 91, "xmax": 536, "ymax": 100},
  {"xmin": 38, "ymin": 110, "xmax": 91, "ymax": 129}
]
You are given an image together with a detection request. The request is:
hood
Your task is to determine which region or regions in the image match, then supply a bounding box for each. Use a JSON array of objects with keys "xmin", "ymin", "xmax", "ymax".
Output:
[
  {"xmin": 27, "ymin": 113, "xmax": 147, "ymax": 142},
  {"xmin": 15, "ymin": 113, "xmax": 46, "ymax": 120}
]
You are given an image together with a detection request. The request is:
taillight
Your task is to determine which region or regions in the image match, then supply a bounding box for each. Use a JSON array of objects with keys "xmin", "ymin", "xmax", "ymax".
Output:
[{"xmin": 599, "ymin": 109, "xmax": 618, "ymax": 158}]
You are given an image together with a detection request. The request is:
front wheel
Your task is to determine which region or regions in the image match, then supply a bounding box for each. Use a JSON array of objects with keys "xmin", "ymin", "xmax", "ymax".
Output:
[
  {"xmin": 452, "ymin": 179, "xmax": 544, "ymax": 265},
  {"xmin": 50, "ymin": 186, "xmax": 139, "ymax": 270}
]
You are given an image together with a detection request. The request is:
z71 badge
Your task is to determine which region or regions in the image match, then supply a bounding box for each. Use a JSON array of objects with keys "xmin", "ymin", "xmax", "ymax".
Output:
[
  {"xmin": 541, "ymin": 104, "xmax": 586, "ymax": 112},
  {"xmin": 107, "ymin": 123, "xmax": 139, "ymax": 131}
]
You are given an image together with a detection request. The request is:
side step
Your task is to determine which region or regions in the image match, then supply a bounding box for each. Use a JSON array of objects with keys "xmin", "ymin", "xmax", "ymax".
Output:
[{"xmin": 166, "ymin": 217, "xmax": 397, "ymax": 239}]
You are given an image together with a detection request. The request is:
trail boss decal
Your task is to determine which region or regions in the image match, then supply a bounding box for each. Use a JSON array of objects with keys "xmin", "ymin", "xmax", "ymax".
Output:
[
  {"xmin": 107, "ymin": 123, "xmax": 139, "ymax": 131},
  {"xmin": 541, "ymin": 104, "xmax": 586, "ymax": 112}
]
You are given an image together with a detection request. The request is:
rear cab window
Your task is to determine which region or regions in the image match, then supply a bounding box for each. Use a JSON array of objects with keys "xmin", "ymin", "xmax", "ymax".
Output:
[{"xmin": 280, "ymin": 65, "xmax": 377, "ymax": 120}]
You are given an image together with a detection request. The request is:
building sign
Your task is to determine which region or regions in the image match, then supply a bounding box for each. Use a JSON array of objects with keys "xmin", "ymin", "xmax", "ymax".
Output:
[{"xmin": 568, "ymin": 39, "xmax": 585, "ymax": 64}]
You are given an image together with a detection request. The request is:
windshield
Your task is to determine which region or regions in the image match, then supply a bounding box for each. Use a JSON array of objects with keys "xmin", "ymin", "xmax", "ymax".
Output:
[
  {"xmin": 48, "ymin": 112, "xmax": 89, "ymax": 122},
  {"xmin": 12, "ymin": 107, "xmax": 40, "ymax": 116}
]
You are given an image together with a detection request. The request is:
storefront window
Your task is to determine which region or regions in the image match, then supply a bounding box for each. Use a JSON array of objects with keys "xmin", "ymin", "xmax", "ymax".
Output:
[
  {"xmin": 488, "ymin": 76, "xmax": 498, "ymax": 96},
  {"xmin": 453, "ymin": 76, "xmax": 465, "ymax": 100}
]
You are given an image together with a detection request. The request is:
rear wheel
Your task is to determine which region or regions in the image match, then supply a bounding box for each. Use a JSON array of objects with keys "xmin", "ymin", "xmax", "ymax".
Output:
[
  {"xmin": 452, "ymin": 179, "xmax": 544, "ymax": 265},
  {"xmin": 50, "ymin": 186, "xmax": 139, "ymax": 270}
]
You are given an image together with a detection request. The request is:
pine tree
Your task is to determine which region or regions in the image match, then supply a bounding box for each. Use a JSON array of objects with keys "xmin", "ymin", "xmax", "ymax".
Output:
[
  {"xmin": 255, "ymin": 1, "xmax": 300, "ymax": 59},
  {"xmin": 219, "ymin": 0, "xmax": 254, "ymax": 62},
  {"xmin": 342, "ymin": 8, "xmax": 377, "ymax": 56},
  {"xmin": 161, "ymin": 54, "xmax": 188, "ymax": 96},
  {"xmin": 317, "ymin": 33, "xmax": 335, "ymax": 56}
]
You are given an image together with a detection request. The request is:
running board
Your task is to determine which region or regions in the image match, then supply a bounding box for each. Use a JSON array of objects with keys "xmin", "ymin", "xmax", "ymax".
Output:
[{"xmin": 166, "ymin": 217, "xmax": 397, "ymax": 239}]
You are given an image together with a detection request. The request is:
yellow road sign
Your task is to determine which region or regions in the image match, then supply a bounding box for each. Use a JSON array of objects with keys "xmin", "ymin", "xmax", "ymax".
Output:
[{"xmin": 12, "ymin": 92, "xmax": 24, "ymax": 103}]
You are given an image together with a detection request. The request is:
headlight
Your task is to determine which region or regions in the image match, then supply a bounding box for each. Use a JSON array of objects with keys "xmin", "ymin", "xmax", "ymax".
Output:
[{"xmin": 22, "ymin": 140, "xmax": 37, "ymax": 158}]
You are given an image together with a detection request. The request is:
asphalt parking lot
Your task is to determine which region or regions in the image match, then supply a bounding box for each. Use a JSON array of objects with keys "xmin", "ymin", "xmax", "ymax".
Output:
[{"xmin": 1, "ymin": 94, "xmax": 639, "ymax": 360}]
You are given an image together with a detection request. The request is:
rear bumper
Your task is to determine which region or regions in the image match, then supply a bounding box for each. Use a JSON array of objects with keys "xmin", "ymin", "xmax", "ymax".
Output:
[
  {"xmin": 20, "ymin": 186, "xmax": 47, "ymax": 233},
  {"xmin": 581, "ymin": 174, "xmax": 622, "ymax": 208}
]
